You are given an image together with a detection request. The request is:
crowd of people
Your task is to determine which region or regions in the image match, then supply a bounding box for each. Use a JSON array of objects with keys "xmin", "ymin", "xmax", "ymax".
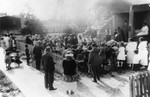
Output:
[
  {"xmin": 25, "ymin": 28, "xmax": 150, "ymax": 93},
  {"xmin": 0, "ymin": 22, "xmax": 150, "ymax": 94},
  {"xmin": 0, "ymin": 33, "xmax": 21, "ymax": 70},
  {"xmin": 25, "ymin": 33, "xmax": 148, "ymax": 87}
]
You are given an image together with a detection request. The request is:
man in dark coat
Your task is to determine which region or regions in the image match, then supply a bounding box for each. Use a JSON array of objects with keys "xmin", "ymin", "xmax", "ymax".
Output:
[
  {"xmin": 42, "ymin": 47, "xmax": 56, "ymax": 90},
  {"xmin": 25, "ymin": 35, "xmax": 33, "ymax": 45},
  {"xmin": 123, "ymin": 21, "xmax": 129, "ymax": 42},
  {"xmin": 33, "ymin": 42, "xmax": 43, "ymax": 70},
  {"xmin": 88, "ymin": 43, "xmax": 101, "ymax": 82}
]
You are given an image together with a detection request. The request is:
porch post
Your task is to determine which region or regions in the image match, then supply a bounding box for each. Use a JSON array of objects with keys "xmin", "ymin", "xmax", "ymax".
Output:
[
  {"xmin": 129, "ymin": 5, "xmax": 134, "ymax": 38},
  {"xmin": 112, "ymin": 15, "xmax": 116, "ymax": 39}
]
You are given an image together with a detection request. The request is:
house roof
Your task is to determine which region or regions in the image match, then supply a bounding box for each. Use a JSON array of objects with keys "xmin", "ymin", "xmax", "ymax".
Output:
[
  {"xmin": 124, "ymin": 0, "xmax": 150, "ymax": 5},
  {"xmin": 97, "ymin": 0, "xmax": 150, "ymax": 13},
  {"xmin": 103, "ymin": 0, "xmax": 150, "ymax": 13}
]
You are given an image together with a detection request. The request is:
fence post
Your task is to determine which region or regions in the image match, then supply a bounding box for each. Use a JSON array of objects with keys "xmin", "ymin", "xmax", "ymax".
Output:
[
  {"xmin": 148, "ymin": 72, "xmax": 150, "ymax": 96},
  {"xmin": 130, "ymin": 71, "xmax": 150, "ymax": 97},
  {"xmin": 135, "ymin": 74, "xmax": 140, "ymax": 97},
  {"xmin": 130, "ymin": 75, "xmax": 134, "ymax": 97}
]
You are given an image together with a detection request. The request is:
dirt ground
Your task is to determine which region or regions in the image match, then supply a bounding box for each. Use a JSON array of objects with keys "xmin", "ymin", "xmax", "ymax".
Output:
[
  {"xmin": 2, "ymin": 54, "xmax": 148, "ymax": 97},
  {"xmin": 0, "ymin": 70, "xmax": 25, "ymax": 97}
]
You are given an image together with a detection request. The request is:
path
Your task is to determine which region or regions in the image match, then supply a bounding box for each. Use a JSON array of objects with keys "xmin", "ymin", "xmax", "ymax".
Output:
[{"xmin": 0, "ymin": 47, "xmax": 131, "ymax": 97}]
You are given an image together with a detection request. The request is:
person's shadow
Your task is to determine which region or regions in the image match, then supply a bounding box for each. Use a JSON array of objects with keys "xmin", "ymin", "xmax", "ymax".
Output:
[
  {"xmin": 76, "ymin": 81, "xmax": 97, "ymax": 97},
  {"xmin": 97, "ymin": 80, "xmax": 123, "ymax": 97}
]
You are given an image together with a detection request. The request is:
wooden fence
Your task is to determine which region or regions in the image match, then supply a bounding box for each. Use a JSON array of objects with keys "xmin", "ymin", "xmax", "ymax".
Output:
[
  {"xmin": 16, "ymin": 41, "xmax": 34, "ymax": 57},
  {"xmin": 130, "ymin": 71, "xmax": 150, "ymax": 97},
  {"xmin": 16, "ymin": 41, "xmax": 64, "ymax": 74}
]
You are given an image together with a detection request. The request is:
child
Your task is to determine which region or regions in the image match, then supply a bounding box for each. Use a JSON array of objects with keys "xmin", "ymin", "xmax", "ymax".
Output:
[
  {"xmin": 132, "ymin": 50, "xmax": 141, "ymax": 71},
  {"xmin": 15, "ymin": 51, "xmax": 22, "ymax": 67},
  {"xmin": 117, "ymin": 42, "xmax": 126, "ymax": 67},
  {"xmin": 12, "ymin": 37, "xmax": 17, "ymax": 52},
  {"xmin": 5, "ymin": 51, "xmax": 12, "ymax": 70},
  {"xmin": 25, "ymin": 44, "xmax": 30, "ymax": 66}
]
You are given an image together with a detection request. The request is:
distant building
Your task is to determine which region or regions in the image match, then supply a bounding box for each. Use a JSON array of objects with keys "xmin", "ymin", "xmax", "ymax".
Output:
[
  {"xmin": 0, "ymin": 13, "xmax": 7, "ymax": 17},
  {"xmin": 0, "ymin": 16, "xmax": 21, "ymax": 34},
  {"xmin": 43, "ymin": 19, "xmax": 68, "ymax": 33}
]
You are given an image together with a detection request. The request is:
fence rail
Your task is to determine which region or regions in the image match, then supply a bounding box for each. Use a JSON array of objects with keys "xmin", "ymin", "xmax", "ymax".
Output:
[
  {"xmin": 16, "ymin": 41, "xmax": 63, "ymax": 74},
  {"xmin": 130, "ymin": 71, "xmax": 150, "ymax": 97}
]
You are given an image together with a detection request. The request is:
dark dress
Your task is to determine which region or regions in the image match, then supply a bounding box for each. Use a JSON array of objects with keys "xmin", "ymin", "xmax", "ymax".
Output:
[{"xmin": 62, "ymin": 59, "xmax": 78, "ymax": 82}]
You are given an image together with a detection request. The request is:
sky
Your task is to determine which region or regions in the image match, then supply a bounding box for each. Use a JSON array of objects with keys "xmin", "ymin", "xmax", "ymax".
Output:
[{"xmin": 0, "ymin": 0, "xmax": 100, "ymax": 20}]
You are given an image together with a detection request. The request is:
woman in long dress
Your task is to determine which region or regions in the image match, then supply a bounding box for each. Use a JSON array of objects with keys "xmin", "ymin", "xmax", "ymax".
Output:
[
  {"xmin": 62, "ymin": 52, "xmax": 78, "ymax": 95},
  {"xmin": 138, "ymin": 41, "xmax": 148, "ymax": 67},
  {"xmin": 126, "ymin": 42, "xmax": 137, "ymax": 66}
]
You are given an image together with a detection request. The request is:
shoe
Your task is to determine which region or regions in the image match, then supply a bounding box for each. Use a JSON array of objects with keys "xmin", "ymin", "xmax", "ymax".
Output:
[
  {"xmin": 66, "ymin": 90, "xmax": 69, "ymax": 94},
  {"xmin": 49, "ymin": 88, "xmax": 57, "ymax": 91},
  {"xmin": 92, "ymin": 80, "xmax": 97, "ymax": 83},
  {"xmin": 70, "ymin": 90, "xmax": 74, "ymax": 95}
]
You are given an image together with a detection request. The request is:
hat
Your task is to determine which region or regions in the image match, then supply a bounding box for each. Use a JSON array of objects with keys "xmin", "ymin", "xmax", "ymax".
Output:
[
  {"xmin": 65, "ymin": 51, "xmax": 73, "ymax": 57},
  {"xmin": 65, "ymin": 53, "xmax": 73, "ymax": 57}
]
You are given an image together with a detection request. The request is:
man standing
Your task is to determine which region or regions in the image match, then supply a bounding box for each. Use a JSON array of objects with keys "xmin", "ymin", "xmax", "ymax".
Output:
[
  {"xmin": 42, "ymin": 46, "xmax": 56, "ymax": 90},
  {"xmin": 123, "ymin": 21, "xmax": 129, "ymax": 42},
  {"xmin": 33, "ymin": 41, "xmax": 43, "ymax": 70},
  {"xmin": 88, "ymin": 43, "xmax": 101, "ymax": 83}
]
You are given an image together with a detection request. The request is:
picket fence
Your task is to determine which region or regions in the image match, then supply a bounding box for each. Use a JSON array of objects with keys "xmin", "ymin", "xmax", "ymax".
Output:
[{"xmin": 130, "ymin": 71, "xmax": 150, "ymax": 97}]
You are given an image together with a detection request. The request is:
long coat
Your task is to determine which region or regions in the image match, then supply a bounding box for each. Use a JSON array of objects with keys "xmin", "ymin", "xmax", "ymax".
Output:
[
  {"xmin": 33, "ymin": 45, "xmax": 43, "ymax": 59},
  {"xmin": 42, "ymin": 53, "xmax": 55, "ymax": 89},
  {"xmin": 42, "ymin": 53, "xmax": 55, "ymax": 73},
  {"xmin": 88, "ymin": 48, "xmax": 101, "ymax": 67}
]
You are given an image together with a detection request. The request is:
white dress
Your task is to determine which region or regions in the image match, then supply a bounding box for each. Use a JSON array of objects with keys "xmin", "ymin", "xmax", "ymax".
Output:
[
  {"xmin": 138, "ymin": 41, "xmax": 148, "ymax": 66},
  {"xmin": 1, "ymin": 40, "xmax": 7, "ymax": 50},
  {"xmin": 137, "ymin": 25, "xmax": 149, "ymax": 36},
  {"xmin": 133, "ymin": 54, "xmax": 141, "ymax": 64},
  {"xmin": 3, "ymin": 36, "xmax": 10, "ymax": 49},
  {"xmin": 117, "ymin": 47, "xmax": 125, "ymax": 61},
  {"xmin": 126, "ymin": 42, "xmax": 137, "ymax": 64},
  {"xmin": 148, "ymin": 56, "xmax": 150, "ymax": 70}
]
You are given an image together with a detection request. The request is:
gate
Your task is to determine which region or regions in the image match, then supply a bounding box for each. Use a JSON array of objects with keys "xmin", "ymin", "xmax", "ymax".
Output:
[{"xmin": 129, "ymin": 71, "xmax": 150, "ymax": 97}]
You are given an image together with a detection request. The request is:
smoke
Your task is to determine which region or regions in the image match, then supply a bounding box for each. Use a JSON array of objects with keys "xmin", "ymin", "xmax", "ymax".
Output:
[
  {"xmin": 0, "ymin": 0, "xmax": 107, "ymax": 21},
  {"xmin": 53, "ymin": 0, "xmax": 98, "ymax": 20}
]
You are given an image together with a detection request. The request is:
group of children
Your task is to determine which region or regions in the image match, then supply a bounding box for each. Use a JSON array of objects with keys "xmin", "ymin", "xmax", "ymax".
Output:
[
  {"xmin": 4, "ymin": 43, "xmax": 30, "ymax": 70},
  {"xmin": 117, "ymin": 41, "xmax": 148, "ymax": 71},
  {"xmin": 5, "ymin": 50, "xmax": 22, "ymax": 70}
]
